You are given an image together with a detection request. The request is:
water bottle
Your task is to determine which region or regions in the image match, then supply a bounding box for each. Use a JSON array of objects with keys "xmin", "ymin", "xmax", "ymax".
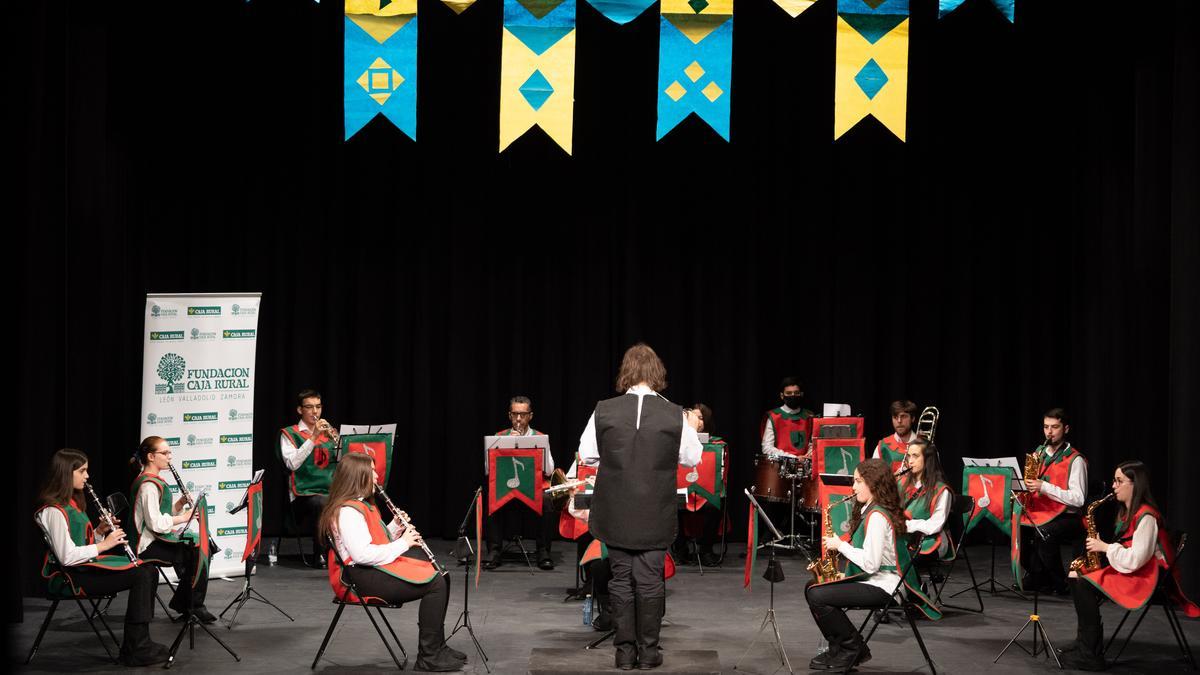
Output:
[
  {"xmin": 583, "ymin": 595, "xmax": 593, "ymax": 626},
  {"xmin": 267, "ymin": 539, "xmax": 278, "ymax": 566},
  {"xmin": 816, "ymin": 636, "xmax": 828, "ymax": 655}
]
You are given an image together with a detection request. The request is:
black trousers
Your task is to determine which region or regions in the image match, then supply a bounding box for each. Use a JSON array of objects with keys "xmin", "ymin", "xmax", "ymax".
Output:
[
  {"xmin": 292, "ymin": 494, "xmax": 329, "ymax": 555},
  {"xmin": 1068, "ymin": 576, "xmax": 1103, "ymax": 630},
  {"xmin": 484, "ymin": 485, "xmax": 556, "ymax": 552},
  {"xmin": 805, "ymin": 581, "xmax": 892, "ymax": 645},
  {"xmin": 1020, "ymin": 511, "xmax": 1083, "ymax": 589},
  {"xmin": 65, "ymin": 564, "xmax": 158, "ymax": 624},
  {"xmin": 142, "ymin": 539, "xmax": 209, "ymax": 609},
  {"xmin": 345, "ymin": 550, "xmax": 450, "ymax": 658}
]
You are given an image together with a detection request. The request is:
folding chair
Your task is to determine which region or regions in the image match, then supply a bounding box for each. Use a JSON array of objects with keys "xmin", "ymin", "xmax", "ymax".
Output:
[
  {"xmin": 842, "ymin": 534, "xmax": 938, "ymax": 674},
  {"xmin": 1104, "ymin": 531, "xmax": 1197, "ymax": 670},
  {"xmin": 931, "ymin": 495, "xmax": 984, "ymax": 612},
  {"xmin": 25, "ymin": 537, "xmax": 121, "ymax": 665},
  {"xmin": 311, "ymin": 537, "xmax": 410, "ymax": 670}
]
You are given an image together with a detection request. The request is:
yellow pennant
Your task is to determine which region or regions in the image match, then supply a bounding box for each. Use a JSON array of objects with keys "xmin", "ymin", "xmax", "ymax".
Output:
[
  {"xmin": 834, "ymin": 15, "xmax": 908, "ymax": 141},
  {"xmin": 773, "ymin": 0, "xmax": 815, "ymax": 19},
  {"xmin": 499, "ymin": 29, "xmax": 576, "ymax": 154}
]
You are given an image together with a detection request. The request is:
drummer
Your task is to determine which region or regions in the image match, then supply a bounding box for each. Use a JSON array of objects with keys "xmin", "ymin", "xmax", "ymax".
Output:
[{"xmin": 760, "ymin": 377, "xmax": 814, "ymax": 458}]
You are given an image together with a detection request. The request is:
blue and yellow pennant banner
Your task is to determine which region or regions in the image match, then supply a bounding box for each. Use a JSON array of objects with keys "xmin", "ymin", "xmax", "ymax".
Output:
[
  {"xmin": 834, "ymin": 0, "xmax": 908, "ymax": 141},
  {"xmin": 657, "ymin": 0, "xmax": 733, "ymax": 141},
  {"xmin": 586, "ymin": 0, "xmax": 656, "ymax": 24},
  {"xmin": 344, "ymin": 0, "xmax": 418, "ymax": 140},
  {"xmin": 939, "ymin": 0, "xmax": 1014, "ymax": 22},
  {"xmin": 772, "ymin": 0, "xmax": 814, "ymax": 19},
  {"xmin": 500, "ymin": 0, "xmax": 577, "ymax": 153}
]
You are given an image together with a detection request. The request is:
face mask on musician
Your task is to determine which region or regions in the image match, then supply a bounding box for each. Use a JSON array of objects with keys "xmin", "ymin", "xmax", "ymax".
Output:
[{"xmin": 783, "ymin": 396, "xmax": 803, "ymax": 409}]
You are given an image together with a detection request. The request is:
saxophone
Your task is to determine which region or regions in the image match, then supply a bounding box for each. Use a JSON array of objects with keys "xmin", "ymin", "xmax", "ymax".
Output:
[
  {"xmin": 1069, "ymin": 493, "xmax": 1115, "ymax": 574},
  {"xmin": 808, "ymin": 495, "xmax": 854, "ymax": 583},
  {"xmin": 1020, "ymin": 451, "xmax": 1043, "ymax": 506}
]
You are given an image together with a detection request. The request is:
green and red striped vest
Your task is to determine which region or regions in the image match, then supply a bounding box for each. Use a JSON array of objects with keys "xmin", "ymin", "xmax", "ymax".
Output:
[
  {"xmin": 328, "ymin": 500, "xmax": 438, "ymax": 602},
  {"xmin": 899, "ymin": 479, "xmax": 953, "ymax": 558},
  {"xmin": 37, "ymin": 500, "xmax": 137, "ymax": 597},
  {"xmin": 1024, "ymin": 444, "xmax": 1084, "ymax": 526},
  {"xmin": 763, "ymin": 407, "xmax": 813, "ymax": 456},
  {"xmin": 876, "ymin": 434, "xmax": 912, "ymax": 474},
  {"xmin": 281, "ymin": 424, "xmax": 336, "ymax": 497}
]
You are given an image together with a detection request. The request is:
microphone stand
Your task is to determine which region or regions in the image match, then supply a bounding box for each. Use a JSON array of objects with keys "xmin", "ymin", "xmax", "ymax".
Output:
[
  {"xmin": 449, "ymin": 487, "xmax": 491, "ymax": 673},
  {"xmin": 994, "ymin": 477, "xmax": 1063, "ymax": 669}
]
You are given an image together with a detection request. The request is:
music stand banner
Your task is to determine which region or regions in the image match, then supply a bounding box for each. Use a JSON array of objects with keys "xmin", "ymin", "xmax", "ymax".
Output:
[
  {"xmin": 488, "ymin": 447, "xmax": 544, "ymax": 515},
  {"xmin": 676, "ymin": 440, "xmax": 726, "ymax": 510},
  {"xmin": 241, "ymin": 480, "xmax": 263, "ymax": 562},
  {"xmin": 814, "ymin": 438, "xmax": 866, "ymax": 477},
  {"xmin": 343, "ymin": 433, "xmax": 393, "ymax": 487},
  {"xmin": 961, "ymin": 466, "xmax": 1012, "ymax": 536},
  {"xmin": 818, "ymin": 481, "xmax": 856, "ymax": 540}
]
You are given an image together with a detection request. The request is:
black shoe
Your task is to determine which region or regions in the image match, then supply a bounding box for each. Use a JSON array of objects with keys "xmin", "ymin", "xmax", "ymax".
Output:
[
  {"xmin": 824, "ymin": 641, "xmax": 871, "ymax": 670},
  {"xmin": 413, "ymin": 653, "xmax": 464, "ymax": 672},
  {"xmin": 442, "ymin": 644, "xmax": 468, "ymax": 662},
  {"xmin": 193, "ymin": 606, "xmax": 217, "ymax": 624},
  {"xmin": 616, "ymin": 655, "xmax": 637, "ymax": 670},
  {"xmin": 808, "ymin": 644, "xmax": 841, "ymax": 670},
  {"xmin": 699, "ymin": 553, "xmax": 721, "ymax": 567},
  {"xmin": 538, "ymin": 557, "xmax": 555, "ymax": 570},
  {"xmin": 1061, "ymin": 650, "xmax": 1107, "ymax": 671},
  {"xmin": 119, "ymin": 623, "xmax": 169, "ymax": 667}
]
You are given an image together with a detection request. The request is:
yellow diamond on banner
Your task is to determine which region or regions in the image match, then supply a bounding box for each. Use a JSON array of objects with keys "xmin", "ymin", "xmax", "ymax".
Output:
[
  {"xmin": 684, "ymin": 61, "xmax": 705, "ymax": 83},
  {"xmin": 665, "ymin": 81, "xmax": 687, "ymax": 101},
  {"xmin": 701, "ymin": 81, "xmax": 724, "ymax": 102},
  {"xmin": 357, "ymin": 57, "xmax": 405, "ymax": 105}
]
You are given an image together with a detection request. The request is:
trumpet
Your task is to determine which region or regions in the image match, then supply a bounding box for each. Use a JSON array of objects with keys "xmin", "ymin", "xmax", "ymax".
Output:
[
  {"xmin": 915, "ymin": 406, "xmax": 939, "ymax": 442},
  {"xmin": 167, "ymin": 462, "xmax": 220, "ymax": 553},
  {"xmin": 84, "ymin": 482, "xmax": 139, "ymax": 564},
  {"xmin": 374, "ymin": 484, "xmax": 447, "ymax": 576},
  {"xmin": 544, "ymin": 476, "xmax": 595, "ymax": 494}
]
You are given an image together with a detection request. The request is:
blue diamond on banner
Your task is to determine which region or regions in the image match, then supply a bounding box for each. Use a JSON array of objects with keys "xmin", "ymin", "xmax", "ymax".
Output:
[
  {"xmin": 854, "ymin": 58, "xmax": 889, "ymax": 99},
  {"xmin": 688, "ymin": 0, "xmax": 709, "ymax": 12},
  {"xmin": 519, "ymin": 69, "xmax": 555, "ymax": 110}
]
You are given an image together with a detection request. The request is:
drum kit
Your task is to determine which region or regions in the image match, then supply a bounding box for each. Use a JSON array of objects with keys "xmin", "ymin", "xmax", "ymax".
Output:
[{"xmin": 750, "ymin": 452, "xmax": 820, "ymax": 552}]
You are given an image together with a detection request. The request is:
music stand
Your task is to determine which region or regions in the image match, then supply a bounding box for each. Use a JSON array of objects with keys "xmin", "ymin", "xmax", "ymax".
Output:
[
  {"xmin": 952, "ymin": 458, "xmax": 1029, "ymax": 601},
  {"xmin": 165, "ymin": 493, "xmax": 240, "ymax": 668},
  {"xmin": 449, "ymin": 487, "xmax": 491, "ymax": 673},
  {"xmin": 219, "ymin": 471, "xmax": 294, "ymax": 630},
  {"xmin": 734, "ymin": 489, "xmax": 793, "ymax": 674}
]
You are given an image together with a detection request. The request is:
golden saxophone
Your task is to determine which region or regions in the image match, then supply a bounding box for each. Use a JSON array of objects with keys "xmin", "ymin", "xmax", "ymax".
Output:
[
  {"xmin": 1069, "ymin": 493, "xmax": 1115, "ymax": 574},
  {"xmin": 374, "ymin": 484, "xmax": 447, "ymax": 576},
  {"xmin": 1020, "ymin": 450, "xmax": 1043, "ymax": 506},
  {"xmin": 808, "ymin": 495, "xmax": 854, "ymax": 583}
]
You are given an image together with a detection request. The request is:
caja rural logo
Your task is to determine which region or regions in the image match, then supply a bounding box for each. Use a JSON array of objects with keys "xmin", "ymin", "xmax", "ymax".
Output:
[{"xmin": 155, "ymin": 353, "xmax": 251, "ymax": 394}]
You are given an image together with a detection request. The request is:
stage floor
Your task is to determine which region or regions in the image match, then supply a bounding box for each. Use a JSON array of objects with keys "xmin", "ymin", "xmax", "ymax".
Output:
[{"xmin": 10, "ymin": 542, "xmax": 1198, "ymax": 674}]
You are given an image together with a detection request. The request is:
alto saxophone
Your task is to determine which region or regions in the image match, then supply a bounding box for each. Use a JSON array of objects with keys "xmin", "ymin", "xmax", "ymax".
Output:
[
  {"xmin": 808, "ymin": 495, "xmax": 854, "ymax": 583},
  {"xmin": 1020, "ymin": 451, "xmax": 1043, "ymax": 506},
  {"xmin": 1069, "ymin": 493, "xmax": 1115, "ymax": 574}
]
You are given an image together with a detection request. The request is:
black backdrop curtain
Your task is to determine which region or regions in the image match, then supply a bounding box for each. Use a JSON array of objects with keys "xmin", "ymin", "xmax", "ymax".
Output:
[{"xmin": 13, "ymin": 0, "xmax": 1198, "ymax": 625}]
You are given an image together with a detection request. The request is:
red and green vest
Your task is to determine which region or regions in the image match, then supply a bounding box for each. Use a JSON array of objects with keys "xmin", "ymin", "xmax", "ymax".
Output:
[
  {"xmin": 37, "ymin": 500, "xmax": 137, "ymax": 597},
  {"xmin": 1081, "ymin": 505, "xmax": 1200, "ymax": 617},
  {"xmin": 1023, "ymin": 444, "xmax": 1084, "ymax": 526},
  {"xmin": 762, "ymin": 407, "xmax": 813, "ymax": 456},
  {"xmin": 281, "ymin": 424, "xmax": 337, "ymax": 497},
  {"xmin": 130, "ymin": 472, "xmax": 197, "ymax": 557},
  {"xmin": 815, "ymin": 504, "xmax": 943, "ymax": 620},
  {"xmin": 876, "ymin": 434, "xmax": 913, "ymax": 474},
  {"xmin": 328, "ymin": 499, "xmax": 438, "ymax": 602},
  {"xmin": 899, "ymin": 479, "xmax": 954, "ymax": 559}
]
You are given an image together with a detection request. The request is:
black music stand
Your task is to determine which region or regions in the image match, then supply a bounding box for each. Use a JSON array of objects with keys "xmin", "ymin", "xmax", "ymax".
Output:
[
  {"xmin": 164, "ymin": 498, "xmax": 240, "ymax": 669},
  {"xmin": 449, "ymin": 487, "xmax": 491, "ymax": 673},
  {"xmin": 734, "ymin": 489, "xmax": 794, "ymax": 674},
  {"xmin": 219, "ymin": 474, "xmax": 294, "ymax": 630},
  {"xmin": 994, "ymin": 474, "xmax": 1062, "ymax": 669}
]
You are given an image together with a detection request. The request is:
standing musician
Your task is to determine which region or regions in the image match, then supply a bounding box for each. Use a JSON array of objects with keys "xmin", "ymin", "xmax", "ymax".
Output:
[
  {"xmin": 280, "ymin": 388, "xmax": 338, "ymax": 567},
  {"xmin": 318, "ymin": 453, "xmax": 466, "ymax": 672},
  {"xmin": 1021, "ymin": 407, "xmax": 1087, "ymax": 595},
  {"xmin": 760, "ymin": 376, "xmax": 813, "ymax": 458},
  {"xmin": 898, "ymin": 437, "xmax": 954, "ymax": 560},
  {"xmin": 1062, "ymin": 460, "xmax": 1200, "ymax": 670},
  {"xmin": 36, "ymin": 449, "xmax": 169, "ymax": 665},
  {"xmin": 130, "ymin": 436, "xmax": 215, "ymax": 622},
  {"xmin": 579, "ymin": 343, "xmax": 702, "ymax": 670},
  {"xmin": 805, "ymin": 458, "xmax": 941, "ymax": 672},
  {"xmin": 873, "ymin": 400, "xmax": 919, "ymax": 474},
  {"xmin": 482, "ymin": 395, "xmax": 558, "ymax": 571}
]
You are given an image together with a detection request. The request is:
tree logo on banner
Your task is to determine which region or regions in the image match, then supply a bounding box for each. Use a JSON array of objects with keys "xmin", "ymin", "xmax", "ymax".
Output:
[{"xmin": 156, "ymin": 353, "xmax": 186, "ymax": 393}]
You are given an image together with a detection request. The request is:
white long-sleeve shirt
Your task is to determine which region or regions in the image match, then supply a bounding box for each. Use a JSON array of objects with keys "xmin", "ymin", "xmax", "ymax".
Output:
[
  {"xmin": 1033, "ymin": 443, "xmax": 1087, "ymax": 512},
  {"xmin": 577, "ymin": 386, "xmax": 702, "ymax": 467},
  {"xmin": 36, "ymin": 507, "xmax": 100, "ymax": 567},
  {"xmin": 760, "ymin": 404, "xmax": 805, "ymax": 455},
  {"xmin": 835, "ymin": 506, "xmax": 902, "ymax": 595},
  {"xmin": 332, "ymin": 500, "xmax": 410, "ymax": 567},
  {"xmin": 1105, "ymin": 514, "xmax": 1159, "ymax": 574},
  {"xmin": 133, "ymin": 477, "xmax": 181, "ymax": 554},
  {"xmin": 872, "ymin": 432, "xmax": 917, "ymax": 459}
]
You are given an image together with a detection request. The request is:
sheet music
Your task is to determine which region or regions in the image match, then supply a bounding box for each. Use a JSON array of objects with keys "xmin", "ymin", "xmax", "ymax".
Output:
[
  {"xmin": 482, "ymin": 434, "xmax": 553, "ymax": 476},
  {"xmin": 228, "ymin": 469, "xmax": 265, "ymax": 514},
  {"xmin": 962, "ymin": 456, "xmax": 1027, "ymax": 491}
]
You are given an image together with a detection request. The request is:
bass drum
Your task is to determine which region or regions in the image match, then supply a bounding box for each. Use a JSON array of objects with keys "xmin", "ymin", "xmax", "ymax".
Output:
[{"xmin": 750, "ymin": 455, "xmax": 793, "ymax": 503}]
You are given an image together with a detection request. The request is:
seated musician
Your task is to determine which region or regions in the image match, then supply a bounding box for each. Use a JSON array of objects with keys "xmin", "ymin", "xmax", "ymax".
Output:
[
  {"xmin": 760, "ymin": 377, "xmax": 813, "ymax": 458},
  {"xmin": 1021, "ymin": 407, "xmax": 1087, "ymax": 595},
  {"xmin": 898, "ymin": 437, "xmax": 954, "ymax": 561},
  {"xmin": 676, "ymin": 404, "xmax": 725, "ymax": 566},
  {"xmin": 280, "ymin": 388, "xmax": 338, "ymax": 567},
  {"xmin": 564, "ymin": 472, "xmax": 611, "ymax": 631},
  {"xmin": 482, "ymin": 395, "xmax": 558, "ymax": 570},
  {"xmin": 319, "ymin": 453, "xmax": 467, "ymax": 672},
  {"xmin": 36, "ymin": 449, "xmax": 168, "ymax": 666},
  {"xmin": 130, "ymin": 436, "xmax": 214, "ymax": 623},
  {"xmin": 1061, "ymin": 460, "xmax": 1200, "ymax": 671},
  {"xmin": 805, "ymin": 458, "xmax": 940, "ymax": 672},
  {"xmin": 872, "ymin": 400, "xmax": 919, "ymax": 474}
]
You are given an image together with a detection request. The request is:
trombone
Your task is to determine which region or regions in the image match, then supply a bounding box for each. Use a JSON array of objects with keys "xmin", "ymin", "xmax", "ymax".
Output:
[{"xmin": 915, "ymin": 406, "xmax": 939, "ymax": 442}]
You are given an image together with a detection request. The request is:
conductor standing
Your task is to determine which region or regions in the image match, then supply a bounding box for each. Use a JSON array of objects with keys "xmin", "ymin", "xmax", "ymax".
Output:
[{"xmin": 579, "ymin": 343, "xmax": 702, "ymax": 670}]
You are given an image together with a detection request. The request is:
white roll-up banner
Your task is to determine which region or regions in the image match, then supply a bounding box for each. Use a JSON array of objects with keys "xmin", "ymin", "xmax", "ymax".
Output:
[{"xmin": 139, "ymin": 293, "xmax": 261, "ymax": 579}]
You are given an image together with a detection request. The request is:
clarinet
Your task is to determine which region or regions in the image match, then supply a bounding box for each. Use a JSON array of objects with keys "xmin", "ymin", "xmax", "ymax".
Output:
[
  {"xmin": 166, "ymin": 462, "xmax": 221, "ymax": 554},
  {"xmin": 374, "ymin": 484, "xmax": 447, "ymax": 576},
  {"xmin": 84, "ymin": 482, "xmax": 139, "ymax": 564}
]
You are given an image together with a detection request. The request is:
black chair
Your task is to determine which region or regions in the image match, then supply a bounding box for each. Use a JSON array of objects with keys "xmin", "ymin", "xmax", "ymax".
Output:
[
  {"xmin": 25, "ymin": 536, "xmax": 121, "ymax": 665},
  {"xmin": 930, "ymin": 495, "xmax": 984, "ymax": 612},
  {"xmin": 311, "ymin": 536, "xmax": 409, "ymax": 670},
  {"xmin": 841, "ymin": 534, "xmax": 938, "ymax": 674},
  {"xmin": 283, "ymin": 492, "xmax": 315, "ymax": 568},
  {"xmin": 1104, "ymin": 531, "xmax": 1197, "ymax": 670}
]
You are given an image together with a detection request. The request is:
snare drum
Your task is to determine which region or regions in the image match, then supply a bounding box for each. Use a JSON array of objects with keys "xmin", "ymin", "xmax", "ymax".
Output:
[{"xmin": 750, "ymin": 455, "xmax": 793, "ymax": 503}]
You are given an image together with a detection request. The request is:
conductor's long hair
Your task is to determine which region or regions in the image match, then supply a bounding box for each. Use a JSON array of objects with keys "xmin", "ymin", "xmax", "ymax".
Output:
[
  {"xmin": 39, "ymin": 448, "xmax": 89, "ymax": 508},
  {"xmin": 847, "ymin": 458, "xmax": 907, "ymax": 537},
  {"xmin": 898, "ymin": 437, "xmax": 951, "ymax": 516},
  {"xmin": 317, "ymin": 453, "xmax": 378, "ymax": 545}
]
